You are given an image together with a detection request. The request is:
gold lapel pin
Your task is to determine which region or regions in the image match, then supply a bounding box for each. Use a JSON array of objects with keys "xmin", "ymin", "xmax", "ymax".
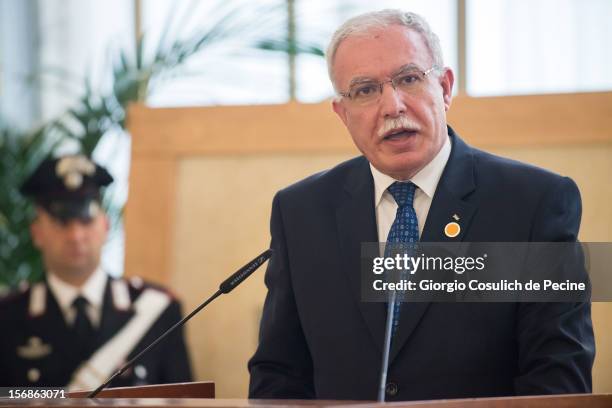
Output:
[{"xmin": 444, "ymin": 222, "xmax": 461, "ymax": 238}]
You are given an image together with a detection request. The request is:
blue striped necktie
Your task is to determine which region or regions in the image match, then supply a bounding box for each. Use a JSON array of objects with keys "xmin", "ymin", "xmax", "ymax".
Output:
[{"xmin": 385, "ymin": 181, "xmax": 419, "ymax": 337}]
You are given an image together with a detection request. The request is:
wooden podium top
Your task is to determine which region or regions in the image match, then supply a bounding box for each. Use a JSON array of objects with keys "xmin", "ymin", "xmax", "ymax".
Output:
[
  {"xmin": 68, "ymin": 382, "xmax": 216, "ymax": 399},
  {"xmin": 1, "ymin": 394, "xmax": 611, "ymax": 408},
  {"xmin": 0, "ymin": 399, "xmax": 356, "ymax": 408}
]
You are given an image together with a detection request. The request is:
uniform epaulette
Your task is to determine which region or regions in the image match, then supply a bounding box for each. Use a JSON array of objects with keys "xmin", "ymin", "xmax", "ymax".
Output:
[
  {"xmin": 127, "ymin": 276, "xmax": 177, "ymax": 301},
  {"xmin": 110, "ymin": 278, "xmax": 131, "ymax": 311},
  {"xmin": 0, "ymin": 280, "xmax": 39, "ymax": 311},
  {"xmin": 0, "ymin": 284, "xmax": 30, "ymax": 305}
]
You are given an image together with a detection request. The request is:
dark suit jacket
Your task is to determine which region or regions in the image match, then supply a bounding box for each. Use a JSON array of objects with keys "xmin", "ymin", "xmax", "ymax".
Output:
[
  {"xmin": 248, "ymin": 128, "xmax": 595, "ymax": 401},
  {"xmin": 0, "ymin": 276, "xmax": 192, "ymax": 388}
]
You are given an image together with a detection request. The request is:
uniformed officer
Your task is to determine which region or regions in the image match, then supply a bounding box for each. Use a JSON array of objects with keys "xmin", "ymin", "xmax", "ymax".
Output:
[{"xmin": 0, "ymin": 155, "xmax": 192, "ymax": 391}]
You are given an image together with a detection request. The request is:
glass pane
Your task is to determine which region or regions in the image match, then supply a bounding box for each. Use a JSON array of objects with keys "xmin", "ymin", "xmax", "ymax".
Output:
[
  {"xmin": 141, "ymin": 0, "xmax": 288, "ymax": 107},
  {"xmin": 38, "ymin": 0, "xmax": 134, "ymax": 121},
  {"xmin": 296, "ymin": 0, "xmax": 458, "ymax": 102},
  {"xmin": 467, "ymin": 0, "xmax": 612, "ymax": 96}
]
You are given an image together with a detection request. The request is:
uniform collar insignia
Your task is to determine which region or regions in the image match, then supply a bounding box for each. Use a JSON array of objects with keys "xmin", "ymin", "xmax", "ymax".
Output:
[
  {"xmin": 29, "ymin": 283, "xmax": 46, "ymax": 317},
  {"xmin": 111, "ymin": 279, "xmax": 131, "ymax": 311}
]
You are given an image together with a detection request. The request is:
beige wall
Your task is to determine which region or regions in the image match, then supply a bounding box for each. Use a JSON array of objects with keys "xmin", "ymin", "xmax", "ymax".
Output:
[
  {"xmin": 489, "ymin": 144, "xmax": 612, "ymax": 393},
  {"xmin": 171, "ymin": 154, "xmax": 353, "ymax": 397},
  {"xmin": 125, "ymin": 94, "xmax": 612, "ymax": 397}
]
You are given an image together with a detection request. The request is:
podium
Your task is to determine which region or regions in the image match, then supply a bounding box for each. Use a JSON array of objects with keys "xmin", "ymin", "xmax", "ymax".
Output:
[
  {"xmin": 0, "ymin": 395, "xmax": 611, "ymax": 407},
  {"xmin": 1, "ymin": 382, "xmax": 609, "ymax": 408},
  {"xmin": 7, "ymin": 390, "xmax": 612, "ymax": 408},
  {"xmin": 61, "ymin": 394, "xmax": 610, "ymax": 407},
  {"xmin": 67, "ymin": 381, "xmax": 215, "ymax": 398}
]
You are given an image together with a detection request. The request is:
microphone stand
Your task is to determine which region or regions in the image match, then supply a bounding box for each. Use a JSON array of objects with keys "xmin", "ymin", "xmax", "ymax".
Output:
[
  {"xmin": 87, "ymin": 249, "xmax": 272, "ymax": 398},
  {"xmin": 378, "ymin": 290, "xmax": 396, "ymax": 402}
]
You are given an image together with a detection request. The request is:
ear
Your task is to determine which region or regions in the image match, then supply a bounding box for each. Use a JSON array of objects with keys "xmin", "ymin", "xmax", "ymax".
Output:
[
  {"xmin": 440, "ymin": 67, "xmax": 455, "ymax": 111},
  {"xmin": 103, "ymin": 214, "xmax": 110, "ymax": 232},
  {"xmin": 332, "ymin": 98, "xmax": 349, "ymax": 127}
]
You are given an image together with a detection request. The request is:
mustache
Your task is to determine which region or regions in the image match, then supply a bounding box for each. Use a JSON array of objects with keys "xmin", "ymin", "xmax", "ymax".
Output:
[{"xmin": 377, "ymin": 116, "xmax": 420, "ymax": 138}]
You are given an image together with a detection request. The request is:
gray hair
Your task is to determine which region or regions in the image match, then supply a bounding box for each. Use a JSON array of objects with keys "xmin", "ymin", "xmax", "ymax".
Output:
[{"xmin": 326, "ymin": 9, "xmax": 444, "ymax": 91}]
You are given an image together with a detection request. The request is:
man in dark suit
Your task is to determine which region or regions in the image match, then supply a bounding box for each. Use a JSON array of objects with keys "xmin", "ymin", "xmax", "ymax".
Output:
[
  {"xmin": 0, "ymin": 155, "xmax": 192, "ymax": 391},
  {"xmin": 248, "ymin": 9, "xmax": 594, "ymax": 401}
]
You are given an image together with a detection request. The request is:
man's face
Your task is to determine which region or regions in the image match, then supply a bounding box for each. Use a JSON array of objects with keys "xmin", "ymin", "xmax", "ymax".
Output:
[
  {"xmin": 332, "ymin": 25, "xmax": 454, "ymax": 180},
  {"xmin": 30, "ymin": 208, "xmax": 109, "ymax": 284}
]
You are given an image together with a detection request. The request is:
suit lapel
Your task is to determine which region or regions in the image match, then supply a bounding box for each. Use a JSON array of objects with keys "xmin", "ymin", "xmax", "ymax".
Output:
[
  {"xmin": 335, "ymin": 158, "xmax": 385, "ymax": 352},
  {"xmin": 389, "ymin": 128, "xmax": 478, "ymax": 363},
  {"xmin": 421, "ymin": 131, "xmax": 477, "ymax": 243}
]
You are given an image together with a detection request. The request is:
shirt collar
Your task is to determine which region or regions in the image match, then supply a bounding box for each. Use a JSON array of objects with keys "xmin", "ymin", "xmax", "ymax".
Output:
[
  {"xmin": 370, "ymin": 135, "xmax": 452, "ymax": 207},
  {"xmin": 47, "ymin": 267, "xmax": 107, "ymax": 311}
]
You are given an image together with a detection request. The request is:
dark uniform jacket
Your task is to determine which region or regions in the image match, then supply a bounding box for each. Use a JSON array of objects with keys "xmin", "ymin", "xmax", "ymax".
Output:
[
  {"xmin": 248, "ymin": 128, "xmax": 595, "ymax": 401},
  {"xmin": 0, "ymin": 275, "xmax": 192, "ymax": 389}
]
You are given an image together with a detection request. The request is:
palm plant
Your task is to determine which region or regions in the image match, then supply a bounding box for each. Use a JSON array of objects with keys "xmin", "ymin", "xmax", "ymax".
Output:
[
  {"xmin": 0, "ymin": 121, "xmax": 64, "ymax": 290},
  {"xmin": 53, "ymin": 1, "xmax": 291, "ymax": 154},
  {"xmin": 0, "ymin": 1, "xmax": 327, "ymax": 292},
  {"xmin": 51, "ymin": 1, "xmax": 327, "ymax": 153}
]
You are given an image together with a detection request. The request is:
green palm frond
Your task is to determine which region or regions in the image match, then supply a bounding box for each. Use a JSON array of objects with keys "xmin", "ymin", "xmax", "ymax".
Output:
[
  {"xmin": 255, "ymin": 39, "xmax": 325, "ymax": 56},
  {"xmin": 0, "ymin": 121, "xmax": 63, "ymax": 288},
  {"xmin": 1, "ymin": 1, "xmax": 326, "ymax": 291}
]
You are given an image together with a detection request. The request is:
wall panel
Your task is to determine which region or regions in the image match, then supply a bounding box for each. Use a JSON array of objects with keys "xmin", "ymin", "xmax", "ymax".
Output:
[{"xmin": 126, "ymin": 93, "xmax": 612, "ymax": 397}]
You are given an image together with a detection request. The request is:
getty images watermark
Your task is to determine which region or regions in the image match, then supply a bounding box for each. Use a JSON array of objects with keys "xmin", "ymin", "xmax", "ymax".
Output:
[{"xmin": 361, "ymin": 242, "xmax": 612, "ymax": 302}]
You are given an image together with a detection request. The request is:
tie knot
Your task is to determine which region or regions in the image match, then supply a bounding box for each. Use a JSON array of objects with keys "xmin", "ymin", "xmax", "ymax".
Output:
[
  {"xmin": 72, "ymin": 296, "xmax": 88, "ymax": 311},
  {"xmin": 387, "ymin": 182, "xmax": 416, "ymax": 208}
]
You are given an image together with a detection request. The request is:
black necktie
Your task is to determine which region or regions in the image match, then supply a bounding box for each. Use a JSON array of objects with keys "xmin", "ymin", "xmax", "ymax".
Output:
[{"xmin": 72, "ymin": 296, "xmax": 95, "ymax": 358}]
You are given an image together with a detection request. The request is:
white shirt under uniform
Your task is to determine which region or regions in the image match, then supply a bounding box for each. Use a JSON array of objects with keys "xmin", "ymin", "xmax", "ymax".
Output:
[{"xmin": 47, "ymin": 267, "xmax": 107, "ymax": 328}]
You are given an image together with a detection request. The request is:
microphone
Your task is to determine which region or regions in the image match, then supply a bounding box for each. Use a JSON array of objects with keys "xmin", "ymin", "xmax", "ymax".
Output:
[{"xmin": 87, "ymin": 249, "xmax": 273, "ymax": 398}]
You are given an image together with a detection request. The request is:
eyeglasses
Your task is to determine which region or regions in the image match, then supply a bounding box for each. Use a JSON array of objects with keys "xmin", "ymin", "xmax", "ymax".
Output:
[{"xmin": 338, "ymin": 65, "xmax": 439, "ymax": 106}]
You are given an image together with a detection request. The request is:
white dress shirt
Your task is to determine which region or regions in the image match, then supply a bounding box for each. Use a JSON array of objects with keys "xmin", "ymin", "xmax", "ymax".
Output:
[
  {"xmin": 371, "ymin": 135, "xmax": 451, "ymax": 245},
  {"xmin": 47, "ymin": 266, "xmax": 107, "ymax": 328}
]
